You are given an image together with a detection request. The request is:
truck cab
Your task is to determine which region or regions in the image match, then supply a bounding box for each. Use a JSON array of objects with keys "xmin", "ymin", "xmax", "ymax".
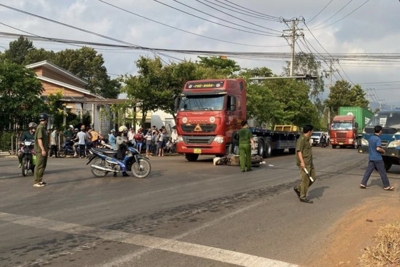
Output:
[
  {"xmin": 361, "ymin": 110, "xmax": 400, "ymax": 171},
  {"xmin": 330, "ymin": 115, "xmax": 358, "ymax": 148},
  {"xmin": 175, "ymin": 79, "xmax": 246, "ymax": 161}
]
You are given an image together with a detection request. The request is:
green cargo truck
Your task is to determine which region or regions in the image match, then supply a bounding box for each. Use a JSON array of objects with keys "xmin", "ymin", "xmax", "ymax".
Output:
[{"xmin": 330, "ymin": 107, "xmax": 373, "ymax": 148}]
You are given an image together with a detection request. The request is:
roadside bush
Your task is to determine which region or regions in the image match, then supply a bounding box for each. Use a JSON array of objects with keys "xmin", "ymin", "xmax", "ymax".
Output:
[
  {"xmin": 0, "ymin": 132, "xmax": 15, "ymax": 152},
  {"xmin": 360, "ymin": 222, "xmax": 400, "ymax": 266}
]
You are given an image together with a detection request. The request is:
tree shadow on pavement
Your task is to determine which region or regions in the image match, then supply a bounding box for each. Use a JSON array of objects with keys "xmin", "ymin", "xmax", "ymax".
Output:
[{"xmin": 309, "ymin": 186, "xmax": 329, "ymax": 200}]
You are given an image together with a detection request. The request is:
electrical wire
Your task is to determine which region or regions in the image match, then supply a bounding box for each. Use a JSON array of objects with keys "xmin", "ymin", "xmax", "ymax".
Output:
[
  {"xmin": 308, "ymin": 0, "xmax": 333, "ymax": 23},
  {"xmin": 193, "ymin": 0, "xmax": 282, "ymax": 33},
  {"xmin": 153, "ymin": 0, "xmax": 280, "ymax": 37},
  {"xmin": 312, "ymin": 0, "xmax": 370, "ymax": 30},
  {"xmin": 222, "ymin": 0, "xmax": 281, "ymax": 21},
  {"xmin": 97, "ymin": 0, "xmax": 281, "ymax": 48},
  {"xmin": 310, "ymin": 0, "xmax": 354, "ymax": 29}
]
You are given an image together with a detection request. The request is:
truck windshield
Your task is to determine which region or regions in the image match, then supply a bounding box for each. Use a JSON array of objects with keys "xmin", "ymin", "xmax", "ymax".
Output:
[
  {"xmin": 367, "ymin": 112, "xmax": 400, "ymax": 129},
  {"xmin": 312, "ymin": 133, "xmax": 322, "ymax": 137},
  {"xmin": 179, "ymin": 95, "xmax": 225, "ymax": 111},
  {"xmin": 331, "ymin": 122, "xmax": 352, "ymax": 130}
]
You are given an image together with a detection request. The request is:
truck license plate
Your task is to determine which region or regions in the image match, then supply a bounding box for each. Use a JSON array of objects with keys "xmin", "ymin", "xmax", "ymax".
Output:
[
  {"xmin": 339, "ymin": 143, "xmax": 344, "ymax": 145},
  {"xmin": 194, "ymin": 149, "xmax": 202, "ymax": 154}
]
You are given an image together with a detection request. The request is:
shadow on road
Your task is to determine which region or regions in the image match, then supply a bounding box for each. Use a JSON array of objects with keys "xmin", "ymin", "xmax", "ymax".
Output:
[{"xmin": 309, "ymin": 186, "xmax": 329, "ymax": 200}]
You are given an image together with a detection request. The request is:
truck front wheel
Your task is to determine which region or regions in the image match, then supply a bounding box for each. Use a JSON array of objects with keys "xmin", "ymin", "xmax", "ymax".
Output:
[
  {"xmin": 384, "ymin": 160, "xmax": 392, "ymax": 172},
  {"xmin": 185, "ymin": 153, "xmax": 199, "ymax": 162},
  {"xmin": 332, "ymin": 145, "xmax": 336, "ymax": 149}
]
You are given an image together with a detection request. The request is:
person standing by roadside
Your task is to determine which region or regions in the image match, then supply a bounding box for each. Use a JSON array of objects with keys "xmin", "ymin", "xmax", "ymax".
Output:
[
  {"xmin": 77, "ymin": 128, "xmax": 86, "ymax": 158},
  {"xmin": 108, "ymin": 129, "xmax": 116, "ymax": 150},
  {"xmin": 33, "ymin": 113, "xmax": 49, "ymax": 187},
  {"xmin": 360, "ymin": 125, "xmax": 394, "ymax": 191},
  {"xmin": 157, "ymin": 129, "xmax": 165, "ymax": 157},
  {"xmin": 135, "ymin": 128, "xmax": 144, "ymax": 154},
  {"xmin": 237, "ymin": 120, "xmax": 255, "ymax": 172},
  {"xmin": 145, "ymin": 129, "xmax": 153, "ymax": 157},
  {"xmin": 294, "ymin": 124, "xmax": 315, "ymax": 203},
  {"xmin": 128, "ymin": 128, "xmax": 135, "ymax": 146},
  {"xmin": 49, "ymin": 128, "xmax": 59, "ymax": 158}
]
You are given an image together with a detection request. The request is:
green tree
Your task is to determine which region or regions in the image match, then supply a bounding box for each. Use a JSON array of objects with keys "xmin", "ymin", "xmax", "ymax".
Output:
[
  {"xmin": 23, "ymin": 48, "xmax": 56, "ymax": 65},
  {"xmin": 324, "ymin": 80, "xmax": 369, "ymax": 115},
  {"xmin": 198, "ymin": 56, "xmax": 240, "ymax": 76},
  {"xmin": 0, "ymin": 61, "xmax": 45, "ymax": 130},
  {"xmin": 1, "ymin": 36, "xmax": 34, "ymax": 65}
]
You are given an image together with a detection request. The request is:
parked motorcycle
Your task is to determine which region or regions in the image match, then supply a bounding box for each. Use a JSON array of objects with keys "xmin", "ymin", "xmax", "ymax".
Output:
[
  {"xmin": 21, "ymin": 140, "xmax": 35, "ymax": 176},
  {"xmin": 58, "ymin": 139, "xmax": 91, "ymax": 158},
  {"xmin": 87, "ymin": 146, "xmax": 151, "ymax": 178}
]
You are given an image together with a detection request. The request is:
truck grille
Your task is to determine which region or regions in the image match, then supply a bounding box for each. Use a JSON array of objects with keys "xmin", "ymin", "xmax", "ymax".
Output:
[
  {"xmin": 181, "ymin": 124, "xmax": 217, "ymax": 133},
  {"xmin": 381, "ymin": 140, "xmax": 389, "ymax": 147},
  {"xmin": 336, "ymin": 133, "xmax": 347, "ymax": 139},
  {"xmin": 183, "ymin": 136, "xmax": 215, "ymax": 145}
]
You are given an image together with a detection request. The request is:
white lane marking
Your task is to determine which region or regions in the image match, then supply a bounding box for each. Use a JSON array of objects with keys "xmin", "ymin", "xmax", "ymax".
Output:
[{"xmin": 0, "ymin": 212, "xmax": 297, "ymax": 267}]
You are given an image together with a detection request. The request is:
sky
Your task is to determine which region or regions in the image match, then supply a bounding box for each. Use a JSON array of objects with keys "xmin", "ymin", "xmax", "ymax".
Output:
[{"xmin": 0, "ymin": 0, "xmax": 400, "ymax": 107}]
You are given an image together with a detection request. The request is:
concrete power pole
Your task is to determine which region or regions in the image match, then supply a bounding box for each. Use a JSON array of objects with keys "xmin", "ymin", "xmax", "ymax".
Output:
[
  {"xmin": 324, "ymin": 60, "xmax": 338, "ymax": 125},
  {"xmin": 283, "ymin": 18, "xmax": 304, "ymax": 77}
]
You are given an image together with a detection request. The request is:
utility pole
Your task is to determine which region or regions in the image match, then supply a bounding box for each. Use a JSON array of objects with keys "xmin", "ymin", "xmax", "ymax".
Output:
[
  {"xmin": 323, "ymin": 59, "xmax": 338, "ymax": 125},
  {"xmin": 282, "ymin": 18, "xmax": 304, "ymax": 77}
]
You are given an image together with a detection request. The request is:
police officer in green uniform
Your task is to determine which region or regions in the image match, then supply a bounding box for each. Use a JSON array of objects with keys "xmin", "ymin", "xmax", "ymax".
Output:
[
  {"xmin": 294, "ymin": 124, "xmax": 315, "ymax": 203},
  {"xmin": 237, "ymin": 120, "xmax": 255, "ymax": 172},
  {"xmin": 33, "ymin": 113, "xmax": 49, "ymax": 187},
  {"xmin": 18, "ymin": 122, "xmax": 37, "ymax": 168}
]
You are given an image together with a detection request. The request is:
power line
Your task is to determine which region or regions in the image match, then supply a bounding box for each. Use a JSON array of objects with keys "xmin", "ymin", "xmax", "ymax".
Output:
[
  {"xmin": 312, "ymin": 0, "xmax": 370, "ymax": 30},
  {"xmin": 97, "ymin": 0, "xmax": 280, "ymax": 48},
  {"xmin": 308, "ymin": 0, "xmax": 333, "ymax": 23},
  {"xmin": 193, "ymin": 0, "xmax": 282, "ymax": 33},
  {"xmin": 214, "ymin": 0, "xmax": 280, "ymax": 21},
  {"xmin": 310, "ymin": 0, "xmax": 354, "ymax": 29},
  {"xmin": 153, "ymin": 0, "xmax": 281, "ymax": 37},
  {"xmin": 222, "ymin": 0, "xmax": 281, "ymax": 20}
]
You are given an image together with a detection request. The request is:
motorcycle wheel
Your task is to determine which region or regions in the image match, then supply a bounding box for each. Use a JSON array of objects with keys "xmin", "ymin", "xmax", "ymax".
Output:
[
  {"xmin": 58, "ymin": 149, "xmax": 67, "ymax": 158},
  {"xmin": 90, "ymin": 157, "xmax": 109, "ymax": 177},
  {"xmin": 131, "ymin": 158, "xmax": 151, "ymax": 179},
  {"xmin": 22, "ymin": 157, "xmax": 29, "ymax": 176}
]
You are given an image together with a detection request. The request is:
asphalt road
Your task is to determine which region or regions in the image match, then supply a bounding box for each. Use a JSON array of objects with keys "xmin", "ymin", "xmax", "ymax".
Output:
[{"xmin": 0, "ymin": 147, "xmax": 399, "ymax": 267}]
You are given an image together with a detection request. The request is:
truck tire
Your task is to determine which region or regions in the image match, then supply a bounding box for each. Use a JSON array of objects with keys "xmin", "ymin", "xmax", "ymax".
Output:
[
  {"xmin": 384, "ymin": 160, "xmax": 392, "ymax": 172},
  {"xmin": 289, "ymin": 148, "xmax": 296, "ymax": 154},
  {"xmin": 185, "ymin": 153, "xmax": 199, "ymax": 162},
  {"xmin": 265, "ymin": 138, "xmax": 272, "ymax": 158},
  {"xmin": 332, "ymin": 145, "xmax": 336, "ymax": 149},
  {"xmin": 257, "ymin": 138, "xmax": 265, "ymax": 158}
]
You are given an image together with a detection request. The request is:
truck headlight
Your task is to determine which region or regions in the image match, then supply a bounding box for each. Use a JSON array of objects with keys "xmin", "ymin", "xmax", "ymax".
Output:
[
  {"xmin": 361, "ymin": 138, "xmax": 369, "ymax": 146},
  {"xmin": 388, "ymin": 140, "xmax": 400, "ymax": 148},
  {"xmin": 177, "ymin": 136, "xmax": 183, "ymax": 143},
  {"xmin": 214, "ymin": 136, "xmax": 224, "ymax": 144},
  {"xmin": 349, "ymin": 139, "xmax": 354, "ymax": 143}
]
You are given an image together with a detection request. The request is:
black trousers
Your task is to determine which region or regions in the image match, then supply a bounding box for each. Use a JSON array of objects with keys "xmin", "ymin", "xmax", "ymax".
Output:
[
  {"xmin": 79, "ymin": 145, "xmax": 86, "ymax": 157},
  {"xmin": 49, "ymin": 145, "xmax": 58, "ymax": 158}
]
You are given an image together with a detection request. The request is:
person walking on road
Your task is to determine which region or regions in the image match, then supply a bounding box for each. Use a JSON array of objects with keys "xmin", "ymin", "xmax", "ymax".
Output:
[
  {"xmin": 294, "ymin": 124, "xmax": 316, "ymax": 203},
  {"xmin": 33, "ymin": 113, "xmax": 49, "ymax": 188},
  {"xmin": 237, "ymin": 120, "xmax": 255, "ymax": 172},
  {"xmin": 77, "ymin": 128, "xmax": 86, "ymax": 158},
  {"xmin": 360, "ymin": 125, "xmax": 394, "ymax": 191},
  {"xmin": 49, "ymin": 128, "xmax": 59, "ymax": 158}
]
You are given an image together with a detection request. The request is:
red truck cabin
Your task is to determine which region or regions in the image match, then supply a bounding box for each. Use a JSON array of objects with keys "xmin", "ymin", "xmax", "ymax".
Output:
[
  {"xmin": 176, "ymin": 79, "xmax": 246, "ymax": 158},
  {"xmin": 330, "ymin": 115, "xmax": 357, "ymax": 147}
]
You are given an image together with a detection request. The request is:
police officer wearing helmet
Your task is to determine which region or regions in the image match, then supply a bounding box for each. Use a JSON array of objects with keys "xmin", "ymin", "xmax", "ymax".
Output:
[
  {"xmin": 33, "ymin": 113, "xmax": 49, "ymax": 187},
  {"xmin": 18, "ymin": 122, "xmax": 37, "ymax": 168},
  {"xmin": 115, "ymin": 125, "xmax": 129, "ymax": 177}
]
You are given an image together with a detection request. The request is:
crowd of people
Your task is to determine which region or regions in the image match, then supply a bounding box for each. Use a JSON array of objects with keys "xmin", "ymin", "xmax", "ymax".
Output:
[{"xmin": 107, "ymin": 125, "xmax": 178, "ymax": 157}]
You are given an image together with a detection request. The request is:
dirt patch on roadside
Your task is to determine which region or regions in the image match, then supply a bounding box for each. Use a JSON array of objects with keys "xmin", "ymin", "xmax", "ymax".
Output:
[{"xmin": 309, "ymin": 193, "xmax": 400, "ymax": 267}]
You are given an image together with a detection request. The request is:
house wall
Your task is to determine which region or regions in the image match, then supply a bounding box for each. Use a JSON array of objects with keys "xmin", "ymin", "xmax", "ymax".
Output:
[{"xmin": 32, "ymin": 67, "xmax": 84, "ymax": 87}]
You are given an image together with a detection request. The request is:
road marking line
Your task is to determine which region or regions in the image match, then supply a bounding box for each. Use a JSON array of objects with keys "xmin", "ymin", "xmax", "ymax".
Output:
[{"xmin": 0, "ymin": 212, "xmax": 297, "ymax": 267}]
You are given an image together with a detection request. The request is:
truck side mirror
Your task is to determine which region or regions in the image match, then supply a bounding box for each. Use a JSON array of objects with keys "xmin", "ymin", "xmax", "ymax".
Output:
[
  {"xmin": 174, "ymin": 97, "xmax": 180, "ymax": 113},
  {"xmin": 230, "ymin": 96, "xmax": 236, "ymax": 111}
]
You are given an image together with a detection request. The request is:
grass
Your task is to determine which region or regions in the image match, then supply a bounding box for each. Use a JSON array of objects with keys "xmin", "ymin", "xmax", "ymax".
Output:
[{"xmin": 360, "ymin": 221, "xmax": 400, "ymax": 266}]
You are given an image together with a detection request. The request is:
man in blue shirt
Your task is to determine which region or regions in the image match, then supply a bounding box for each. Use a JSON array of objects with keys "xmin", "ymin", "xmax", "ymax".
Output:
[{"xmin": 360, "ymin": 125, "xmax": 394, "ymax": 190}]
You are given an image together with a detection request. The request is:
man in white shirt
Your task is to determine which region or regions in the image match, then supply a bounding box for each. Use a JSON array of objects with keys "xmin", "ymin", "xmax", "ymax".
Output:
[{"xmin": 77, "ymin": 129, "xmax": 86, "ymax": 158}]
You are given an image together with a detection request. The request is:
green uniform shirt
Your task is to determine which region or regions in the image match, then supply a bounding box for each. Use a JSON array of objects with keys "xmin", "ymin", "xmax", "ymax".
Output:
[
  {"xmin": 34, "ymin": 123, "xmax": 49, "ymax": 153},
  {"xmin": 20, "ymin": 131, "xmax": 35, "ymax": 142},
  {"xmin": 63, "ymin": 129, "xmax": 74, "ymax": 139},
  {"xmin": 296, "ymin": 134, "xmax": 313, "ymax": 167},
  {"xmin": 237, "ymin": 128, "xmax": 253, "ymax": 145}
]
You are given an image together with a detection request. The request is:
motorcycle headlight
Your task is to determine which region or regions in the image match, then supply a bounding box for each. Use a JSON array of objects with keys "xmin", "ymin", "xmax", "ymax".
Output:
[
  {"xmin": 214, "ymin": 136, "xmax": 224, "ymax": 144},
  {"xmin": 388, "ymin": 140, "xmax": 400, "ymax": 148},
  {"xmin": 361, "ymin": 138, "xmax": 369, "ymax": 146}
]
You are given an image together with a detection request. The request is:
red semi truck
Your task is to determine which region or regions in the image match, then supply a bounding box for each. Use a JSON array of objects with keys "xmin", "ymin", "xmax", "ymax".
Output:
[{"xmin": 175, "ymin": 79, "xmax": 299, "ymax": 161}]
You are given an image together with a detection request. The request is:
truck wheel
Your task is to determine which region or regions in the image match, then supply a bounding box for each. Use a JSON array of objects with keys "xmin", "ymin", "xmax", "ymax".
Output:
[
  {"xmin": 384, "ymin": 160, "xmax": 392, "ymax": 172},
  {"xmin": 185, "ymin": 153, "xmax": 199, "ymax": 162},
  {"xmin": 289, "ymin": 148, "xmax": 296, "ymax": 154},
  {"xmin": 265, "ymin": 138, "xmax": 272, "ymax": 158},
  {"xmin": 332, "ymin": 145, "xmax": 336, "ymax": 149},
  {"xmin": 257, "ymin": 139, "xmax": 265, "ymax": 158}
]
